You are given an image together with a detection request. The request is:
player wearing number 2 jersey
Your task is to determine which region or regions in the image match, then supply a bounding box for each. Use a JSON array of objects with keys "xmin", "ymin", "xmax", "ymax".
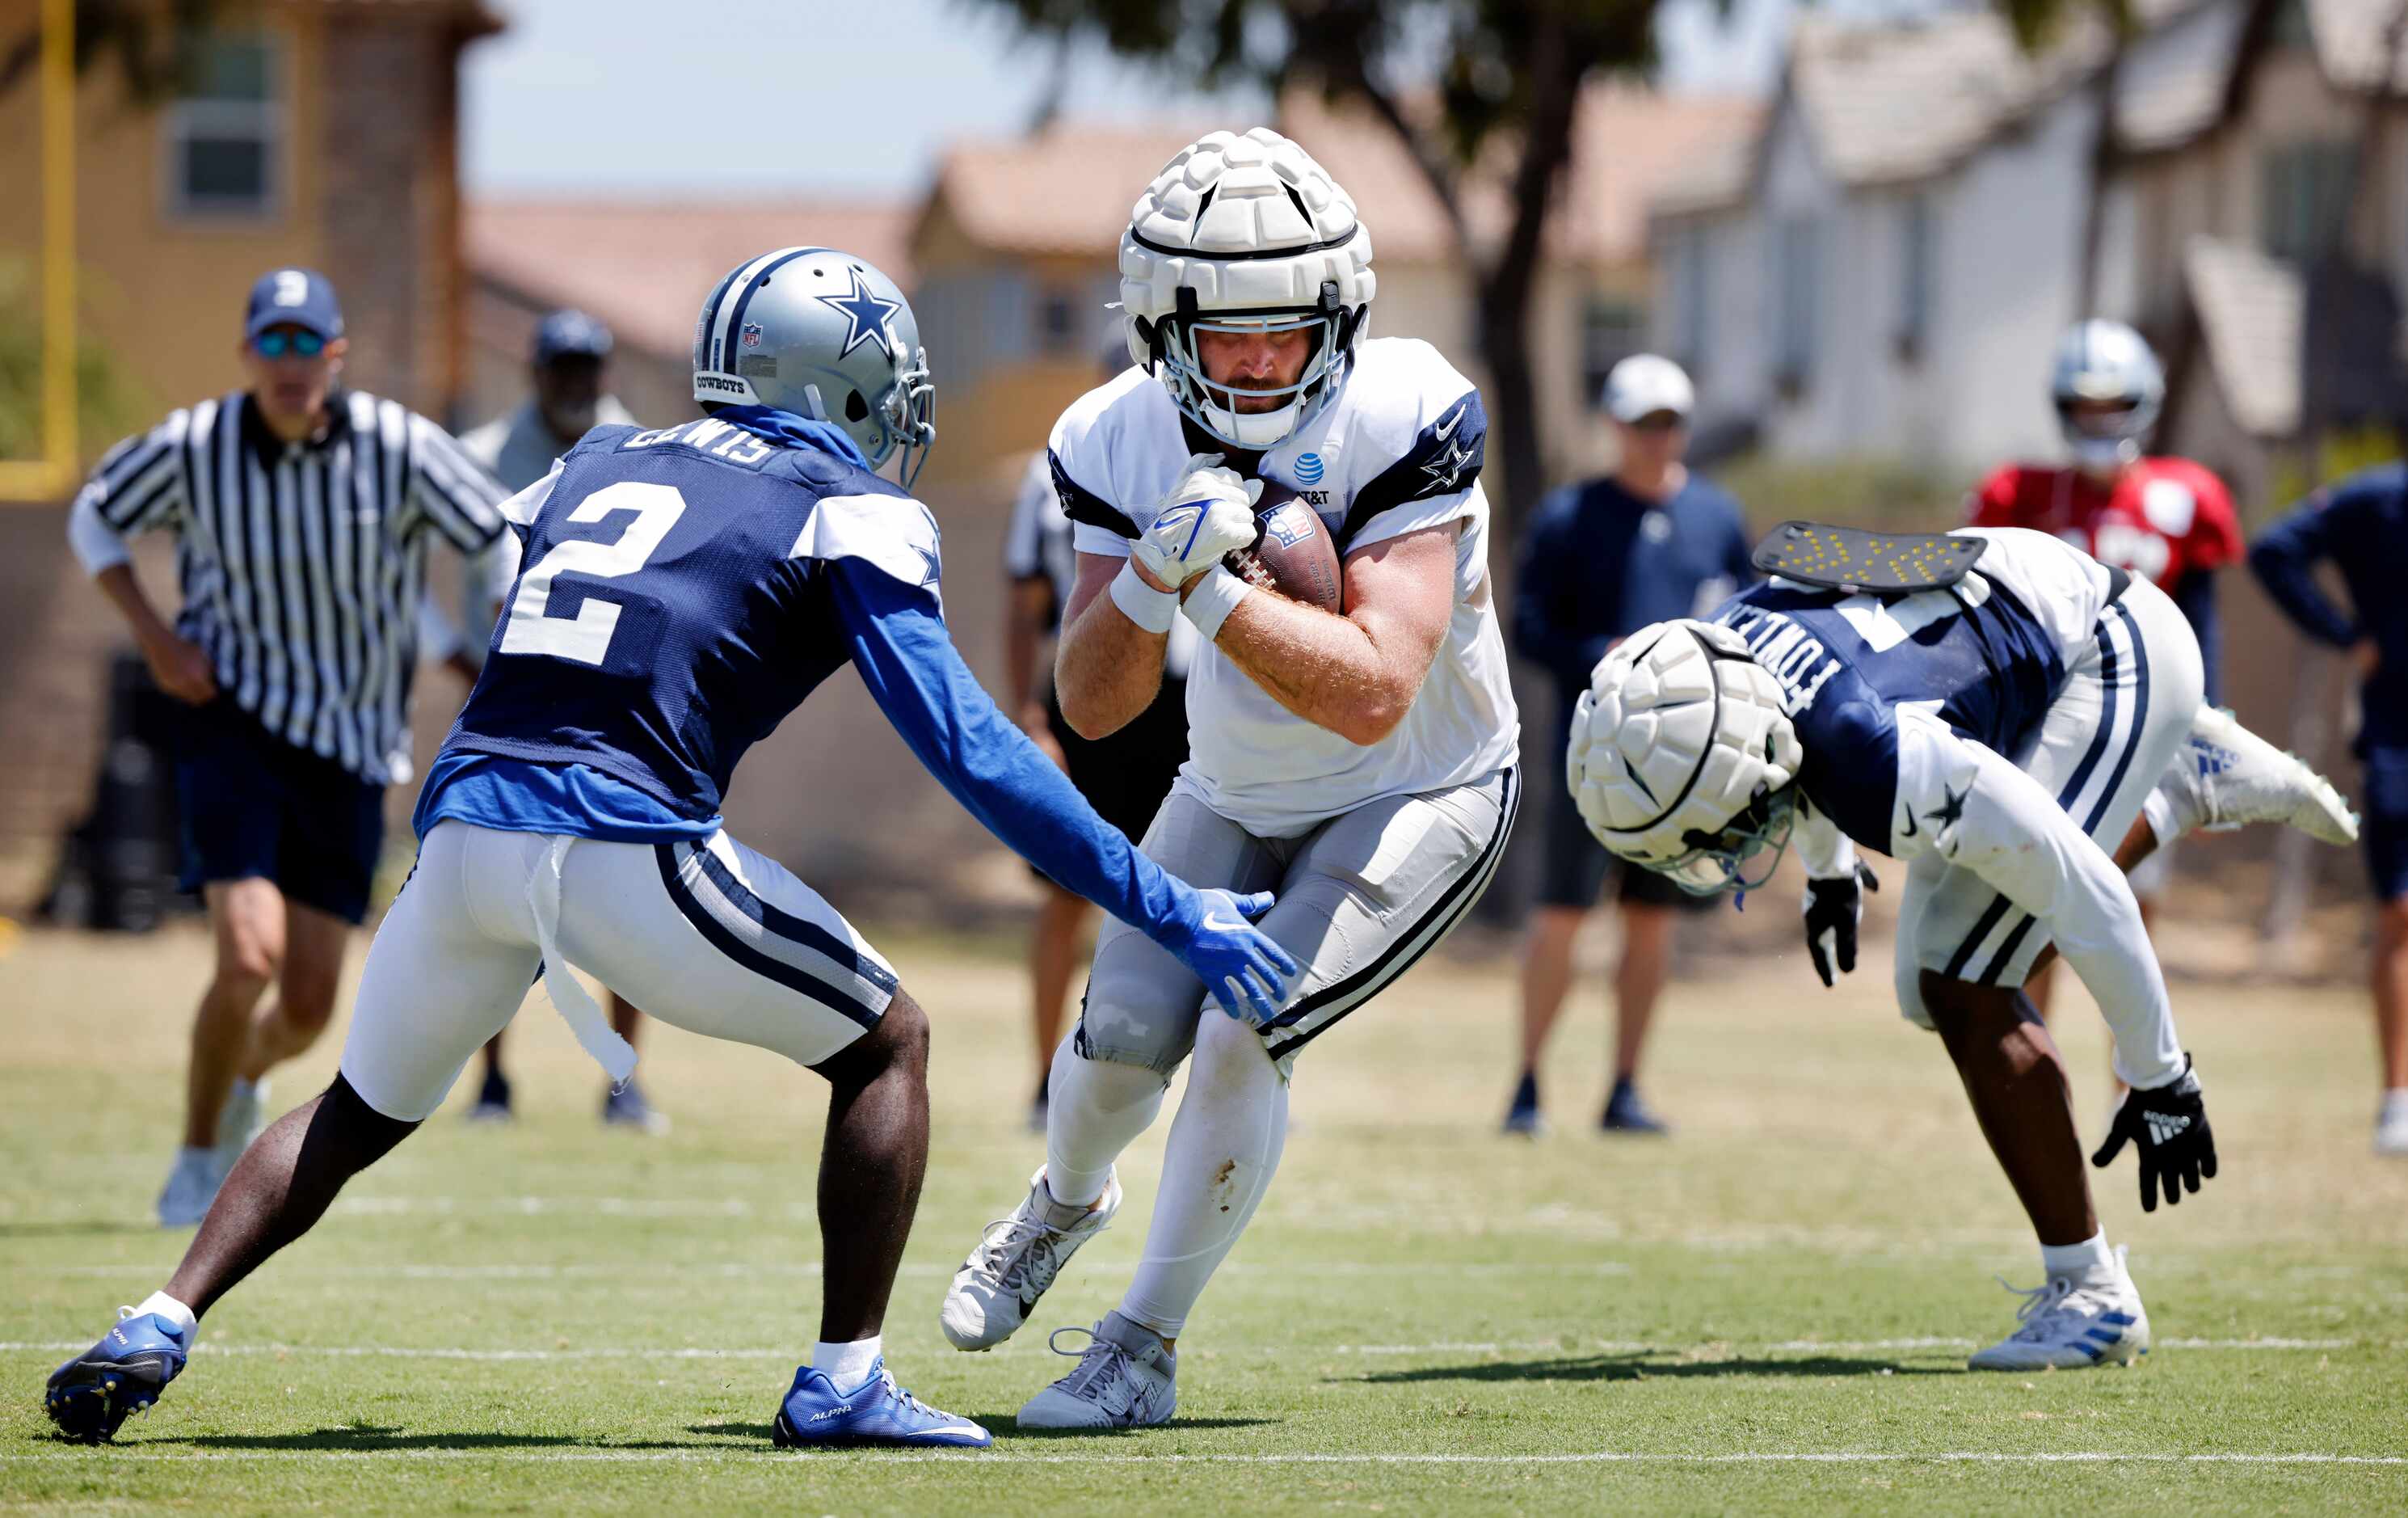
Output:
[
  {"xmin": 42, "ymin": 248, "xmax": 1298, "ymax": 1453},
  {"xmin": 1568, "ymin": 526, "xmax": 2355, "ymax": 1372}
]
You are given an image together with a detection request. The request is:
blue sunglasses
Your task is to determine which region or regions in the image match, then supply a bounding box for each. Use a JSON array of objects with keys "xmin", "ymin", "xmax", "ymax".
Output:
[{"xmin": 254, "ymin": 330, "xmax": 326, "ymax": 359}]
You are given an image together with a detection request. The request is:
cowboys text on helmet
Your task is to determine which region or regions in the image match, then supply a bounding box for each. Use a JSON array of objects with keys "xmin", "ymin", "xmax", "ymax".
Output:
[
  {"xmin": 1119, "ymin": 128, "xmax": 1375, "ymax": 451},
  {"xmin": 1568, "ymin": 620, "xmax": 1804, "ymax": 895}
]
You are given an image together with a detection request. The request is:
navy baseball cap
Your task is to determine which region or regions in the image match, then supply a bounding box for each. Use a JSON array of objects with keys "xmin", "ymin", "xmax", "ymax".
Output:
[
  {"xmin": 244, "ymin": 268, "xmax": 343, "ymax": 344},
  {"xmin": 533, "ymin": 309, "xmax": 613, "ymax": 364}
]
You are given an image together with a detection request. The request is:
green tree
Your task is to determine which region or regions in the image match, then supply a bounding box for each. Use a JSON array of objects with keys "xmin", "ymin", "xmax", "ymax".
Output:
[
  {"xmin": 977, "ymin": 0, "xmax": 2111, "ymax": 532},
  {"xmin": 0, "ymin": 1, "xmax": 222, "ymax": 103}
]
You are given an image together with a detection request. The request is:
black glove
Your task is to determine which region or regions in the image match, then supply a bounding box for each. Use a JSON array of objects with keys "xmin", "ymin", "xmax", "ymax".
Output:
[
  {"xmin": 2090, "ymin": 1055, "xmax": 2217, "ymax": 1212},
  {"xmin": 1802, "ymin": 861, "xmax": 1878, "ymax": 987}
]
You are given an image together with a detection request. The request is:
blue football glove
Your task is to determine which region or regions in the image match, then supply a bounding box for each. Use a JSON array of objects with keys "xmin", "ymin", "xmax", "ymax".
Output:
[{"xmin": 1161, "ymin": 887, "xmax": 1299, "ymax": 1024}]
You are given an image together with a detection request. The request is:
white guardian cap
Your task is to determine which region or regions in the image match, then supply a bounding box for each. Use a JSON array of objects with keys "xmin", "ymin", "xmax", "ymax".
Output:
[
  {"xmin": 2051, "ymin": 319, "xmax": 2162, "ymax": 473},
  {"xmin": 1119, "ymin": 127, "xmax": 1375, "ymax": 450},
  {"xmin": 1568, "ymin": 619, "xmax": 1804, "ymax": 895}
]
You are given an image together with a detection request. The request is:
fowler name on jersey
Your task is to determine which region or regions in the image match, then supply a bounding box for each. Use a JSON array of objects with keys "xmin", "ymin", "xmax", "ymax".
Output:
[{"xmin": 1047, "ymin": 337, "xmax": 1520, "ymax": 837}]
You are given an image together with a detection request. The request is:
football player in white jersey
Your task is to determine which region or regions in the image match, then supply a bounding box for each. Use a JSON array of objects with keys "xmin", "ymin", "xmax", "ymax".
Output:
[
  {"xmin": 1568, "ymin": 525, "xmax": 2355, "ymax": 1368},
  {"xmin": 940, "ymin": 128, "xmax": 1521, "ymax": 1427}
]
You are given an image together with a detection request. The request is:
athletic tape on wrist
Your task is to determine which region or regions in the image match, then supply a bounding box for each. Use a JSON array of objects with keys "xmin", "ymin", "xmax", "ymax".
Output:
[
  {"xmin": 1182, "ymin": 565, "xmax": 1252, "ymax": 641},
  {"xmin": 1110, "ymin": 559, "xmax": 1180, "ymax": 634}
]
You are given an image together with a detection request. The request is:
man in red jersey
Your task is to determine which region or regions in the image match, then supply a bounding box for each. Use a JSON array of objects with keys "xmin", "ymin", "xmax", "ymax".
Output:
[{"xmin": 1968, "ymin": 320, "xmax": 2243, "ymax": 1022}]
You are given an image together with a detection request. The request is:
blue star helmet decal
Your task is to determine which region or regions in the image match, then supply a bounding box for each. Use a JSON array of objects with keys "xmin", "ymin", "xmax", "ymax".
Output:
[{"xmin": 818, "ymin": 268, "xmax": 903, "ymax": 361}]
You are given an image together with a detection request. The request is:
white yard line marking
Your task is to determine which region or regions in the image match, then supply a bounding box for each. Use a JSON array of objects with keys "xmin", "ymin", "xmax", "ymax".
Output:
[
  {"xmin": 2, "ymin": 1337, "xmax": 2378, "ymax": 1361},
  {"xmin": 38, "ymin": 1259, "xmax": 1631, "ymax": 1281},
  {"xmin": 0, "ymin": 1450, "xmax": 2401, "ymax": 1466}
]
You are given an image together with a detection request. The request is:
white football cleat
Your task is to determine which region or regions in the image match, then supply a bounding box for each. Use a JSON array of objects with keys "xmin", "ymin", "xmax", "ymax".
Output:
[
  {"xmin": 213, "ymin": 1077, "xmax": 267, "ymax": 1175},
  {"xmin": 154, "ymin": 1149, "xmax": 223, "ymax": 1229},
  {"xmin": 1968, "ymin": 1247, "xmax": 2150, "ymax": 1370},
  {"xmin": 1017, "ymin": 1311, "xmax": 1177, "ymax": 1430},
  {"xmin": 2376, "ymin": 1096, "xmax": 2408, "ymax": 1157},
  {"xmin": 941, "ymin": 1167, "xmax": 1120, "ymax": 1352},
  {"xmin": 2165, "ymin": 706, "xmax": 2358, "ymax": 845}
]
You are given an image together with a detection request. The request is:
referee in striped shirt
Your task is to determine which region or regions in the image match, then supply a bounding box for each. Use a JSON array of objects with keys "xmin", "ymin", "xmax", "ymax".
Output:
[{"xmin": 66, "ymin": 268, "xmax": 508, "ymax": 1226}]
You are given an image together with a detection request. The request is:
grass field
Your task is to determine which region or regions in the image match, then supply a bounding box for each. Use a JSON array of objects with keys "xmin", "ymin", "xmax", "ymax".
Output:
[{"xmin": 2, "ymin": 917, "xmax": 2405, "ymax": 1514}]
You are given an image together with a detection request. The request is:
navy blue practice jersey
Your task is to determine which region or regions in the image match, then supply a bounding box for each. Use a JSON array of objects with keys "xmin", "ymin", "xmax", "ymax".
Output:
[
  {"xmin": 1708, "ymin": 527, "xmax": 2123, "ymax": 853},
  {"xmin": 445, "ymin": 415, "xmax": 940, "ymax": 821}
]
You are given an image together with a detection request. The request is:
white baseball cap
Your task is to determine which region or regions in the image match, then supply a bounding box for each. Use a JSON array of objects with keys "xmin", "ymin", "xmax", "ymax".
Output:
[{"xmin": 1602, "ymin": 354, "xmax": 1695, "ymax": 424}]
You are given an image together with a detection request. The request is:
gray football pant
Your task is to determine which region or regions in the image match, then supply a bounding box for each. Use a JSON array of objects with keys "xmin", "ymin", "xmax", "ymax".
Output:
[{"xmin": 1076, "ymin": 766, "xmax": 1519, "ymax": 1078}]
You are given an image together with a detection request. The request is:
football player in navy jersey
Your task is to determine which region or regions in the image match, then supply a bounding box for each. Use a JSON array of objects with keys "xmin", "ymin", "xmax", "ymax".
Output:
[
  {"xmin": 1568, "ymin": 526, "xmax": 2354, "ymax": 1370},
  {"xmin": 43, "ymin": 248, "xmax": 1299, "ymax": 1452}
]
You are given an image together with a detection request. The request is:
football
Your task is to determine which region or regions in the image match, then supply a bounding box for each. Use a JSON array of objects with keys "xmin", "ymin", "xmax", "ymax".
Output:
[{"xmin": 1224, "ymin": 482, "xmax": 1344, "ymax": 613}]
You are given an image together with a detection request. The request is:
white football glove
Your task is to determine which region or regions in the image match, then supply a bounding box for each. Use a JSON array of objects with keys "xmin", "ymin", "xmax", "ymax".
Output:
[{"xmin": 1132, "ymin": 453, "xmax": 1262, "ymax": 589}]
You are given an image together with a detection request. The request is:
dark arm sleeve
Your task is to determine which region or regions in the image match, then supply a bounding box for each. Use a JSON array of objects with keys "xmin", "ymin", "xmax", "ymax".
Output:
[
  {"xmin": 2169, "ymin": 570, "xmax": 2222, "ymax": 705},
  {"xmin": 828, "ymin": 555, "xmax": 1198, "ymax": 945},
  {"xmin": 2249, "ymin": 494, "xmax": 2359, "ymax": 648}
]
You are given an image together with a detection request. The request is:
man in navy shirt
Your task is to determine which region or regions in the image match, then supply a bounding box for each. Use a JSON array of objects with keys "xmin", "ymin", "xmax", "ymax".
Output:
[
  {"xmin": 1505, "ymin": 356, "xmax": 1753, "ymax": 1136},
  {"xmin": 2251, "ymin": 463, "xmax": 2408, "ymax": 1155}
]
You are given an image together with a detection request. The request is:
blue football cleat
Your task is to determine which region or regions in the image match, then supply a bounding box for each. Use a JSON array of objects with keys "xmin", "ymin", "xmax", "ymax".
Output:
[
  {"xmin": 44, "ymin": 1311, "xmax": 190, "ymax": 1444},
  {"xmin": 771, "ymin": 1359, "xmax": 991, "ymax": 1449}
]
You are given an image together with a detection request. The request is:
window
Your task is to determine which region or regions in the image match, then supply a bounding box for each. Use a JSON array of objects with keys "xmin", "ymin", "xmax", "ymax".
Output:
[
  {"xmin": 1036, "ymin": 289, "xmax": 1079, "ymax": 355},
  {"xmin": 1581, "ymin": 296, "xmax": 1647, "ymax": 406},
  {"xmin": 1897, "ymin": 194, "xmax": 1934, "ymax": 364},
  {"xmin": 2260, "ymin": 142, "xmax": 2357, "ymax": 264},
  {"xmin": 1771, "ymin": 214, "xmax": 1820, "ymax": 397},
  {"xmin": 163, "ymin": 34, "xmax": 284, "ymax": 220},
  {"xmin": 1673, "ymin": 229, "xmax": 1711, "ymax": 372}
]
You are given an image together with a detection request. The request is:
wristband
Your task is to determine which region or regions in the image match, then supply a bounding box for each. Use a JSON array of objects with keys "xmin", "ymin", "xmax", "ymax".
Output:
[
  {"xmin": 1181, "ymin": 564, "xmax": 1253, "ymax": 642},
  {"xmin": 1109, "ymin": 558, "xmax": 1179, "ymax": 635}
]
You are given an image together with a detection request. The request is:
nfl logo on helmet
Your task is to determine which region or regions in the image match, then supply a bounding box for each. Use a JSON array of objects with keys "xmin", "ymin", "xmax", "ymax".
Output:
[{"xmin": 740, "ymin": 323, "xmax": 764, "ymax": 348}]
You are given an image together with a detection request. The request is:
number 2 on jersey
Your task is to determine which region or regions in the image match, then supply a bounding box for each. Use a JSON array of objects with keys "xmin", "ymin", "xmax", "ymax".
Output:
[{"xmin": 497, "ymin": 481, "xmax": 686, "ymax": 665}]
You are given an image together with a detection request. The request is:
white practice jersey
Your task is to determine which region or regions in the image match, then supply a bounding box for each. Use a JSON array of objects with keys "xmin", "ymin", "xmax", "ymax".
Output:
[{"xmin": 1049, "ymin": 339, "xmax": 1520, "ymax": 837}]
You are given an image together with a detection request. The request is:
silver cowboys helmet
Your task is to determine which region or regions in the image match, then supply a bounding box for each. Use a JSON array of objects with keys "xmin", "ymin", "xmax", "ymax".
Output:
[
  {"xmin": 1119, "ymin": 127, "xmax": 1375, "ymax": 450},
  {"xmin": 2051, "ymin": 318, "xmax": 2162, "ymax": 474},
  {"xmin": 1568, "ymin": 620, "xmax": 1805, "ymax": 896},
  {"xmin": 690, "ymin": 247, "xmax": 936, "ymax": 487}
]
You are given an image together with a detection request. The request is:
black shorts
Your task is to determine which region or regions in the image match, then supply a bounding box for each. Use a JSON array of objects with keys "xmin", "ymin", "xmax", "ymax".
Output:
[
  {"xmin": 173, "ymin": 698, "xmax": 386, "ymax": 925},
  {"xmin": 1031, "ymin": 680, "xmax": 1189, "ymax": 884},
  {"xmin": 2364, "ymin": 750, "xmax": 2408, "ymax": 904},
  {"xmin": 1536, "ymin": 768, "xmax": 1715, "ymax": 912}
]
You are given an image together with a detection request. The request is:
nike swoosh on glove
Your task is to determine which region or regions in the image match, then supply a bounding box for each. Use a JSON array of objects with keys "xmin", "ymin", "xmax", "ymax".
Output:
[
  {"xmin": 2091, "ymin": 1054, "xmax": 2217, "ymax": 1212},
  {"xmin": 1132, "ymin": 454, "xmax": 1262, "ymax": 589},
  {"xmin": 1802, "ymin": 861, "xmax": 1878, "ymax": 988},
  {"xmin": 1160, "ymin": 887, "xmax": 1299, "ymax": 1024}
]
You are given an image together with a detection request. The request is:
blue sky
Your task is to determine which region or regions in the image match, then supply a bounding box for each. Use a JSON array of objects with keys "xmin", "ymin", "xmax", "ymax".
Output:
[{"xmin": 461, "ymin": 0, "xmax": 1828, "ymax": 200}]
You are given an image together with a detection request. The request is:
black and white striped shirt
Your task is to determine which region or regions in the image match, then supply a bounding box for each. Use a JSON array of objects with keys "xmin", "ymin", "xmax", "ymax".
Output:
[{"xmin": 67, "ymin": 389, "xmax": 507, "ymax": 784}]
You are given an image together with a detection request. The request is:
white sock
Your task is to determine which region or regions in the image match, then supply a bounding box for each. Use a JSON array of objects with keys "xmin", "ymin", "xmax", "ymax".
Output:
[
  {"xmin": 2142, "ymin": 786, "xmax": 2191, "ymax": 849},
  {"xmin": 810, "ymin": 1335, "xmax": 882, "ymax": 1390},
  {"xmin": 1045, "ymin": 1035, "xmax": 1168, "ymax": 1208},
  {"xmin": 132, "ymin": 1290, "xmax": 198, "ymax": 1339},
  {"xmin": 2040, "ymin": 1229, "xmax": 2115, "ymax": 1282},
  {"xmin": 2380, "ymin": 1089, "xmax": 2408, "ymax": 1123},
  {"xmin": 1118, "ymin": 1011, "xmax": 1288, "ymax": 1341},
  {"xmin": 177, "ymin": 1145, "xmax": 213, "ymax": 1166}
]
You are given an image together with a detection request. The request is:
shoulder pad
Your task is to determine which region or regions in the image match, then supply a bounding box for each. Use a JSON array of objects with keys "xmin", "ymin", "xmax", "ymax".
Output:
[
  {"xmin": 1334, "ymin": 343, "xmax": 1486, "ymax": 542},
  {"xmin": 564, "ymin": 423, "xmax": 646, "ymax": 458}
]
